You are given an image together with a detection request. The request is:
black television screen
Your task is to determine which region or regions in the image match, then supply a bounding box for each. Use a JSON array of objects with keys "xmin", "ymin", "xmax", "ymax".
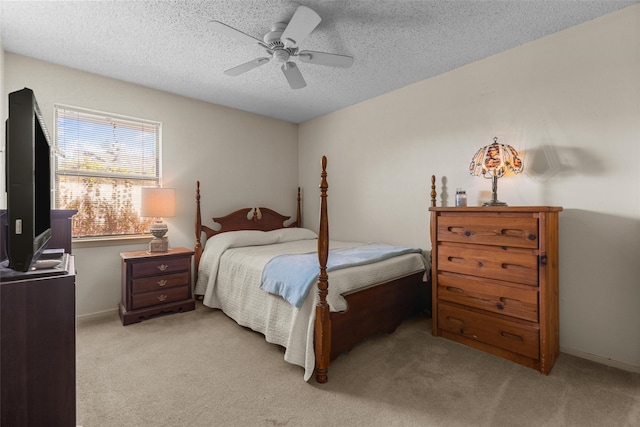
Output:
[{"xmin": 5, "ymin": 87, "xmax": 52, "ymax": 272}]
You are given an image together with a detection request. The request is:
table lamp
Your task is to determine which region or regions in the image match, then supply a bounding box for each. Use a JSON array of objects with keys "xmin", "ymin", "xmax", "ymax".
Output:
[
  {"xmin": 141, "ymin": 187, "xmax": 176, "ymax": 252},
  {"xmin": 469, "ymin": 137, "xmax": 523, "ymax": 206}
]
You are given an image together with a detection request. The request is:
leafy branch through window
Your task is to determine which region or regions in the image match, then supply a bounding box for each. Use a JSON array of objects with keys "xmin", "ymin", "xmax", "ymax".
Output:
[{"xmin": 54, "ymin": 105, "xmax": 161, "ymax": 238}]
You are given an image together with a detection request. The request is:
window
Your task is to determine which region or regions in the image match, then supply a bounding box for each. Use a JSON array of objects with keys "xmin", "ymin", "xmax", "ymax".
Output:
[{"xmin": 54, "ymin": 105, "xmax": 161, "ymax": 238}]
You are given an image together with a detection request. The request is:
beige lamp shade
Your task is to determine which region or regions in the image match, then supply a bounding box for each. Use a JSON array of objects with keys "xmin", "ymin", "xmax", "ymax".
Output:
[
  {"xmin": 141, "ymin": 187, "xmax": 176, "ymax": 218},
  {"xmin": 141, "ymin": 187, "xmax": 175, "ymax": 252}
]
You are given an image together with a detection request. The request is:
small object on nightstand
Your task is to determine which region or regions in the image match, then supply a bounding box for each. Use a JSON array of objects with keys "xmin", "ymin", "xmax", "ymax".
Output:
[
  {"xmin": 455, "ymin": 188, "xmax": 467, "ymax": 207},
  {"xmin": 148, "ymin": 236, "xmax": 169, "ymax": 252},
  {"xmin": 119, "ymin": 247, "xmax": 195, "ymax": 325}
]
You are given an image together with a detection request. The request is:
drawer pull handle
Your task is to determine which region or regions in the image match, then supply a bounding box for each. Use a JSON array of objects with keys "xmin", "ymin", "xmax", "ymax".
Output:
[
  {"xmin": 157, "ymin": 279, "xmax": 168, "ymax": 287},
  {"xmin": 500, "ymin": 331, "xmax": 523, "ymax": 342},
  {"xmin": 499, "ymin": 296, "xmax": 521, "ymax": 305},
  {"xmin": 497, "ymin": 296, "xmax": 517, "ymax": 310},
  {"xmin": 449, "ymin": 227, "xmax": 473, "ymax": 237},
  {"xmin": 501, "ymin": 228, "xmax": 524, "ymax": 237},
  {"xmin": 157, "ymin": 264, "xmax": 169, "ymax": 272},
  {"xmin": 446, "ymin": 286, "xmax": 464, "ymax": 294},
  {"xmin": 447, "ymin": 256, "xmax": 465, "ymax": 264},
  {"xmin": 501, "ymin": 263, "xmax": 526, "ymax": 271},
  {"xmin": 157, "ymin": 294, "xmax": 168, "ymax": 302}
]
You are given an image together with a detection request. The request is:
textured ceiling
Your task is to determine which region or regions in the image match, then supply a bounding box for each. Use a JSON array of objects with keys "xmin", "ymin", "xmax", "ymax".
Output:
[{"xmin": 1, "ymin": 0, "xmax": 637, "ymax": 123}]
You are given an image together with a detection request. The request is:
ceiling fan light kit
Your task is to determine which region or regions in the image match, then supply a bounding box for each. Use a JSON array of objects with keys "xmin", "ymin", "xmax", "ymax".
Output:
[{"xmin": 211, "ymin": 5, "xmax": 354, "ymax": 89}]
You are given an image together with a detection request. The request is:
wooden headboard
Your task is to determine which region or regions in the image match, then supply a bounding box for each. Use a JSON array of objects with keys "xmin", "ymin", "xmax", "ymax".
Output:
[{"xmin": 194, "ymin": 181, "xmax": 302, "ymax": 281}]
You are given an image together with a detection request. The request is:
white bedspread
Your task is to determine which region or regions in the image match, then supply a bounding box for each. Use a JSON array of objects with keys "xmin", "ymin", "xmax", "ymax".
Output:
[{"xmin": 195, "ymin": 228, "xmax": 428, "ymax": 381}]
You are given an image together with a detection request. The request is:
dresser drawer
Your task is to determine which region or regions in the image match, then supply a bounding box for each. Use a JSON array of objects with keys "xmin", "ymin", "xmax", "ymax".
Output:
[
  {"xmin": 438, "ymin": 302, "xmax": 540, "ymax": 359},
  {"xmin": 131, "ymin": 257, "xmax": 190, "ymax": 278},
  {"xmin": 437, "ymin": 272, "xmax": 539, "ymax": 322},
  {"xmin": 437, "ymin": 242, "xmax": 539, "ymax": 286},
  {"xmin": 131, "ymin": 286, "xmax": 190, "ymax": 310},
  {"xmin": 131, "ymin": 271, "xmax": 190, "ymax": 294},
  {"xmin": 437, "ymin": 214, "xmax": 538, "ymax": 249}
]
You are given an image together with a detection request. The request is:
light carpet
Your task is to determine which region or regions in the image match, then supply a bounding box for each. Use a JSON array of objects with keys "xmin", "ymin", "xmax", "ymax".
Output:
[{"xmin": 76, "ymin": 302, "xmax": 640, "ymax": 426}]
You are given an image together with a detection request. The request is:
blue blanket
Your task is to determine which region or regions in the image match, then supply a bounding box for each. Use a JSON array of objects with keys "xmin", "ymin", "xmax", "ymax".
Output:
[{"xmin": 260, "ymin": 243, "xmax": 422, "ymax": 308}]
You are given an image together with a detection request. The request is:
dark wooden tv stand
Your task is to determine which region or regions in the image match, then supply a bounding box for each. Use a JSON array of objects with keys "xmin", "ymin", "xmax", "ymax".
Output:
[{"xmin": 0, "ymin": 209, "xmax": 77, "ymax": 426}]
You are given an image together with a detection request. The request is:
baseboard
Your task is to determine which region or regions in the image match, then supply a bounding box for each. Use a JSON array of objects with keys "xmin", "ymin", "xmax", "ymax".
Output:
[
  {"xmin": 561, "ymin": 346, "xmax": 640, "ymax": 374},
  {"xmin": 76, "ymin": 308, "xmax": 118, "ymax": 325}
]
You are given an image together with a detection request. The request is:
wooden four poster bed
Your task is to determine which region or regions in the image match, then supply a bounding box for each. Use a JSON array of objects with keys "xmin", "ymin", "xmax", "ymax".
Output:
[{"xmin": 194, "ymin": 156, "xmax": 435, "ymax": 383}]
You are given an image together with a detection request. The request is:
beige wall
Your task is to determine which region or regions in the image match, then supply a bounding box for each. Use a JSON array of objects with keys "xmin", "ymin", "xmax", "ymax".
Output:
[
  {"xmin": 299, "ymin": 5, "xmax": 640, "ymax": 371},
  {"xmin": 2, "ymin": 54, "xmax": 298, "ymax": 316}
]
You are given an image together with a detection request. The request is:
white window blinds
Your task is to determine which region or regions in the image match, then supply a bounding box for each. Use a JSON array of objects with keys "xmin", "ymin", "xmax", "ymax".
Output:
[{"xmin": 54, "ymin": 105, "xmax": 161, "ymax": 237}]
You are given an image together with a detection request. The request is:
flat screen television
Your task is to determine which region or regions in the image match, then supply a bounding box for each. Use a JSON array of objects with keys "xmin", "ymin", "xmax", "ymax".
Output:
[{"xmin": 4, "ymin": 87, "xmax": 52, "ymax": 272}]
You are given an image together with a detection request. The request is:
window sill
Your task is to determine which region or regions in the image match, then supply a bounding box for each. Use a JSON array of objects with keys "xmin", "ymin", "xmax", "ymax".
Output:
[{"xmin": 72, "ymin": 234, "xmax": 152, "ymax": 249}]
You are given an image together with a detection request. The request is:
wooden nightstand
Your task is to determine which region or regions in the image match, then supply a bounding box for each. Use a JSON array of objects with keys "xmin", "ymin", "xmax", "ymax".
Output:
[{"xmin": 119, "ymin": 247, "xmax": 195, "ymax": 325}]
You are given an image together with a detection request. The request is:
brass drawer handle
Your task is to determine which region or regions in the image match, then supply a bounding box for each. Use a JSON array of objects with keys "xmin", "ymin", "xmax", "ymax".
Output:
[
  {"xmin": 157, "ymin": 264, "xmax": 169, "ymax": 272},
  {"xmin": 157, "ymin": 279, "xmax": 168, "ymax": 287},
  {"xmin": 157, "ymin": 294, "xmax": 168, "ymax": 302}
]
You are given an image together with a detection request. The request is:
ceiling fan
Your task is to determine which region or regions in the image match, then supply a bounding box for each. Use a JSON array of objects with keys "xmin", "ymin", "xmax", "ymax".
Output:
[{"xmin": 211, "ymin": 5, "xmax": 354, "ymax": 89}]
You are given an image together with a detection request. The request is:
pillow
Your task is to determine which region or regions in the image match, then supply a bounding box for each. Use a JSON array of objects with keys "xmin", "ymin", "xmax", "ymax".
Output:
[
  {"xmin": 205, "ymin": 228, "xmax": 317, "ymax": 250},
  {"xmin": 266, "ymin": 227, "xmax": 318, "ymax": 243}
]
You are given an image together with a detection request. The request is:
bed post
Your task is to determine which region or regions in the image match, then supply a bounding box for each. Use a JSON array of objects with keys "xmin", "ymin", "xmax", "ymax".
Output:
[
  {"xmin": 296, "ymin": 187, "xmax": 302, "ymax": 228},
  {"xmin": 430, "ymin": 175, "xmax": 437, "ymax": 207},
  {"xmin": 315, "ymin": 156, "xmax": 331, "ymax": 383},
  {"xmin": 194, "ymin": 180, "xmax": 203, "ymax": 283}
]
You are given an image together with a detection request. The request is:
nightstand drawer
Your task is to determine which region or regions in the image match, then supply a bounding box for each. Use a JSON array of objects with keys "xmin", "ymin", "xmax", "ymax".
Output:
[
  {"xmin": 131, "ymin": 286, "xmax": 190, "ymax": 310},
  {"xmin": 438, "ymin": 302, "xmax": 540, "ymax": 359},
  {"xmin": 131, "ymin": 257, "xmax": 190, "ymax": 278},
  {"xmin": 437, "ymin": 214, "xmax": 538, "ymax": 249},
  {"xmin": 132, "ymin": 272, "xmax": 189, "ymax": 294},
  {"xmin": 437, "ymin": 242, "xmax": 538, "ymax": 286},
  {"xmin": 437, "ymin": 272, "xmax": 539, "ymax": 322}
]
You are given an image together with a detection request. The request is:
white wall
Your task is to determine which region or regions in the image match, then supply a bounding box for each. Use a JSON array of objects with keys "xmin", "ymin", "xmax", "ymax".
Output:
[
  {"xmin": 2, "ymin": 54, "xmax": 298, "ymax": 316},
  {"xmin": 299, "ymin": 5, "xmax": 640, "ymax": 372}
]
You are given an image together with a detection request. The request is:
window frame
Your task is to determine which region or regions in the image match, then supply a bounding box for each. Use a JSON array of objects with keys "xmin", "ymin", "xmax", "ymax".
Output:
[{"xmin": 52, "ymin": 103, "xmax": 163, "ymax": 242}]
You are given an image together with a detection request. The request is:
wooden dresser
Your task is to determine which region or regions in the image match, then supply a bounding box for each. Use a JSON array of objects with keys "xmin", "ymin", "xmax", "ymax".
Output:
[
  {"xmin": 1, "ymin": 210, "xmax": 77, "ymax": 426},
  {"xmin": 119, "ymin": 247, "xmax": 195, "ymax": 325},
  {"xmin": 429, "ymin": 206, "xmax": 562, "ymax": 374}
]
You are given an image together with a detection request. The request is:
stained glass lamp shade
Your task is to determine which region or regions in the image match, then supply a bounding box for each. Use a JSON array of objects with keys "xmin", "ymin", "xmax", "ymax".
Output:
[{"xmin": 469, "ymin": 137, "xmax": 523, "ymax": 206}]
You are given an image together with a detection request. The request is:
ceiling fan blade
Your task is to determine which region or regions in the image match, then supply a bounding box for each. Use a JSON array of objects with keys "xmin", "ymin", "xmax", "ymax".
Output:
[
  {"xmin": 281, "ymin": 62, "xmax": 306, "ymax": 89},
  {"xmin": 224, "ymin": 57, "xmax": 270, "ymax": 76},
  {"xmin": 297, "ymin": 50, "xmax": 354, "ymax": 68},
  {"xmin": 211, "ymin": 21, "xmax": 266, "ymax": 47},
  {"xmin": 280, "ymin": 5, "xmax": 321, "ymax": 48}
]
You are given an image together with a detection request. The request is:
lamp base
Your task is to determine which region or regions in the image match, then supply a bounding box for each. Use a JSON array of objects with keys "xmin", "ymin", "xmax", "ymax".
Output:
[
  {"xmin": 483, "ymin": 200, "xmax": 508, "ymax": 207},
  {"xmin": 149, "ymin": 236, "xmax": 169, "ymax": 252}
]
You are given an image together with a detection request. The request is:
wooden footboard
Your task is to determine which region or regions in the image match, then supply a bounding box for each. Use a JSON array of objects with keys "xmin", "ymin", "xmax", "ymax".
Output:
[{"xmin": 330, "ymin": 271, "xmax": 425, "ymax": 360}]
